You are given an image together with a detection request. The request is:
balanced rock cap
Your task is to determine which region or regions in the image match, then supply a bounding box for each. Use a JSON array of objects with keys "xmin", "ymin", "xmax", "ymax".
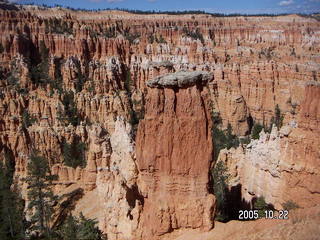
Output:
[{"xmin": 147, "ymin": 71, "xmax": 213, "ymax": 89}]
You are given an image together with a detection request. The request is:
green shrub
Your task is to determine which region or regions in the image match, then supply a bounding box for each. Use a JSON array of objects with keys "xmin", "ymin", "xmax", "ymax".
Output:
[
  {"xmin": 282, "ymin": 200, "xmax": 300, "ymax": 210},
  {"xmin": 87, "ymin": 80, "xmax": 95, "ymax": 93},
  {"xmin": 254, "ymin": 196, "xmax": 269, "ymax": 217},
  {"xmin": 274, "ymin": 104, "xmax": 284, "ymax": 129}
]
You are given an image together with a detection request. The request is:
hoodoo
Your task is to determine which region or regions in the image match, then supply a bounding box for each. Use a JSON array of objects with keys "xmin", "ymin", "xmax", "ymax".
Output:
[{"xmin": 136, "ymin": 71, "xmax": 215, "ymax": 239}]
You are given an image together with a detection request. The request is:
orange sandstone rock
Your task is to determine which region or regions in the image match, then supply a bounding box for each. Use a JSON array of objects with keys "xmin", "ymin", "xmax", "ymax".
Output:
[{"xmin": 136, "ymin": 72, "xmax": 215, "ymax": 239}]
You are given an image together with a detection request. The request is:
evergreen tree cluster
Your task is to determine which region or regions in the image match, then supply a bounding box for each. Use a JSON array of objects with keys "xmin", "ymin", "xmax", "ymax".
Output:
[
  {"xmin": 30, "ymin": 3, "xmax": 313, "ymax": 18},
  {"xmin": 103, "ymin": 26, "xmax": 117, "ymax": 38},
  {"xmin": 0, "ymin": 151, "xmax": 104, "ymax": 239},
  {"xmin": 250, "ymin": 104, "xmax": 284, "ymax": 140}
]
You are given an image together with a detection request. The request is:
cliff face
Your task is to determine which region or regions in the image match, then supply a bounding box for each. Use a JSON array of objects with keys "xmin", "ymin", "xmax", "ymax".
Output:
[{"xmin": 0, "ymin": 5, "xmax": 319, "ymax": 239}]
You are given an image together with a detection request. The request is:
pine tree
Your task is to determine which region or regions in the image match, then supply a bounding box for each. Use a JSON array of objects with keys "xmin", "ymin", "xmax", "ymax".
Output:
[
  {"xmin": 0, "ymin": 151, "xmax": 25, "ymax": 240},
  {"xmin": 212, "ymin": 161, "xmax": 230, "ymax": 222},
  {"xmin": 23, "ymin": 151, "xmax": 58, "ymax": 239},
  {"xmin": 251, "ymin": 122, "xmax": 264, "ymax": 140},
  {"xmin": 274, "ymin": 104, "xmax": 283, "ymax": 129},
  {"xmin": 59, "ymin": 215, "xmax": 78, "ymax": 240},
  {"xmin": 77, "ymin": 213, "xmax": 102, "ymax": 240},
  {"xmin": 59, "ymin": 213, "xmax": 102, "ymax": 240}
]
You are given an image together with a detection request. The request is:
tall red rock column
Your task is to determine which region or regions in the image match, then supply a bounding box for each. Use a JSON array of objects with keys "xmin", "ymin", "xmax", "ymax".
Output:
[{"xmin": 135, "ymin": 71, "xmax": 216, "ymax": 239}]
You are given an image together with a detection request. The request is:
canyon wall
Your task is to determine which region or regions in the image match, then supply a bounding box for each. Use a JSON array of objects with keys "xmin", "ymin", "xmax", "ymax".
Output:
[{"xmin": 0, "ymin": 5, "xmax": 319, "ymax": 239}]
